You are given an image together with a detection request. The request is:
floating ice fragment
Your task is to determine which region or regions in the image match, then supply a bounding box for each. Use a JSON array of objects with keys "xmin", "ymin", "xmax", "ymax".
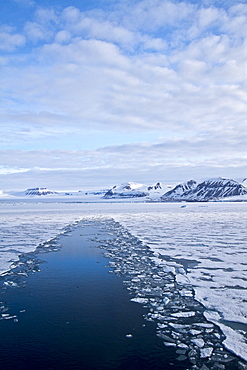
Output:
[
  {"xmin": 200, "ymin": 347, "xmax": 213, "ymax": 358},
  {"xmin": 176, "ymin": 355, "xmax": 187, "ymax": 361},
  {"xmin": 190, "ymin": 329, "xmax": 202, "ymax": 336},
  {"xmin": 177, "ymin": 343, "xmax": 189, "ymax": 349},
  {"xmin": 194, "ymin": 322, "xmax": 214, "ymax": 328},
  {"xmin": 163, "ymin": 342, "xmax": 177, "ymax": 347},
  {"xmin": 4, "ymin": 315, "xmax": 17, "ymax": 320},
  {"xmin": 176, "ymin": 349, "xmax": 187, "ymax": 355},
  {"xmin": 131, "ymin": 278, "xmax": 140, "ymax": 282},
  {"xmin": 171, "ymin": 311, "xmax": 196, "ymax": 318},
  {"xmin": 157, "ymin": 323, "xmax": 167, "ymax": 329},
  {"xmin": 188, "ymin": 348, "xmax": 197, "ymax": 359},
  {"xmin": 191, "ymin": 338, "xmax": 205, "ymax": 348},
  {"xmin": 163, "ymin": 297, "xmax": 170, "ymax": 305},
  {"xmin": 199, "ymin": 365, "xmax": 210, "ymax": 370},
  {"xmin": 3, "ymin": 281, "xmax": 18, "ymax": 287},
  {"xmin": 157, "ymin": 333, "xmax": 176, "ymax": 343},
  {"xmin": 169, "ymin": 323, "xmax": 190, "ymax": 329},
  {"xmin": 130, "ymin": 297, "xmax": 149, "ymax": 304},
  {"xmin": 179, "ymin": 289, "xmax": 193, "ymax": 297}
]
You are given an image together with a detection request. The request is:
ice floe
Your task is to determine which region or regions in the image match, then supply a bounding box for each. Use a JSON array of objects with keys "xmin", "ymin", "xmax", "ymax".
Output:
[
  {"xmin": 114, "ymin": 203, "xmax": 247, "ymax": 363},
  {"xmin": 0, "ymin": 201, "xmax": 247, "ymax": 368},
  {"xmin": 96, "ymin": 217, "xmax": 245, "ymax": 369}
]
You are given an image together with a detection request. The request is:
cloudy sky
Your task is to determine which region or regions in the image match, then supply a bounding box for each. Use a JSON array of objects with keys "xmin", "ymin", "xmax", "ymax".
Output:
[{"xmin": 1, "ymin": 0, "xmax": 247, "ymax": 190}]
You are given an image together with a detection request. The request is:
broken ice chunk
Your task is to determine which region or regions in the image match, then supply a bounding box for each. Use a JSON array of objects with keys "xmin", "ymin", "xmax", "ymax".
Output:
[
  {"xmin": 178, "ymin": 343, "xmax": 189, "ymax": 349},
  {"xmin": 200, "ymin": 347, "xmax": 213, "ymax": 358},
  {"xmin": 163, "ymin": 342, "xmax": 177, "ymax": 347},
  {"xmin": 3, "ymin": 281, "xmax": 18, "ymax": 287},
  {"xmin": 163, "ymin": 297, "xmax": 170, "ymax": 305},
  {"xmin": 171, "ymin": 311, "xmax": 196, "ymax": 318},
  {"xmin": 191, "ymin": 338, "xmax": 205, "ymax": 348},
  {"xmin": 176, "ymin": 355, "xmax": 187, "ymax": 361},
  {"xmin": 130, "ymin": 297, "xmax": 149, "ymax": 304},
  {"xmin": 190, "ymin": 329, "xmax": 202, "ymax": 335}
]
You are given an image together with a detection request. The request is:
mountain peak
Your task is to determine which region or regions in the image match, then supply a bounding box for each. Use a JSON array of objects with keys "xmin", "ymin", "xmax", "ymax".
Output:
[
  {"xmin": 161, "ymin": 180, "xmax": 197, "ymax": 201},
  {"xmin": 161, "ymin": 178, "xmax": 247, "ymax": 202},
  {"xmin": 24, "ymin": 188, "xmax": 58, "ymax": 196},
  {"xmin": 103, "ymin": 182, "xmax": 163, "ymax": 199}
]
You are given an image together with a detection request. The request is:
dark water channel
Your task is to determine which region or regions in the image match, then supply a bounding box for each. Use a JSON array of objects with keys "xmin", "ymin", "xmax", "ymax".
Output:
[{"xmin": 0, "ymin": 222, "xmax": 190, "ymax": 370}]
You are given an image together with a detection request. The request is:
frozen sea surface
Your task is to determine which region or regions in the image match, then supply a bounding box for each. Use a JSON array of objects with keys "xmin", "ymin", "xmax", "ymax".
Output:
[
  {"xmin": 113, "ymin": 203, "xmax": 247, "ymax": 364},
  {"xmin": 0, "ymin": 200, "xmax": 247, "ymax": 368}
]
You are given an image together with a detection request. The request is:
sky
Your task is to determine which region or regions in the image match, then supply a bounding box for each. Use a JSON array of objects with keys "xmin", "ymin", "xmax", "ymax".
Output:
[{"xmin": 0, "ymin": 0, "xmax": 247, "ymax": 190}]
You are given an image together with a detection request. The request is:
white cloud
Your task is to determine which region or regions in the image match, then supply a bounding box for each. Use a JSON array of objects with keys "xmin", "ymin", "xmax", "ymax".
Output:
[
  {"xmin": 142, "ymin": 37, "xmax": 167, "ymax": 51},
  {"xmin": 24, "ymin": 7, "xmax": 59, "ymax": 43},
  {"xmin": 0, "ymin": 165, "xmax": 29, "ymax": 175},
  {"xmin": 67, "ymin": 16, "xmax": 137, "ymax": 49},
  {"xmin": 34, "ymin": 7, "xmax": 58, "ymax": 24},
  {"xmin": 1, "ymin": 30, "xmax": 246, "ymax": 139},
  {"xmin": 119, "ymin": 0, "xmax": 195, "ymax": 32},
  {"xmin": 24, "ymin": 21, "xmax": 51, "ymax": 42},
  {"xmin": 229, "ymin": 3, "xmax": 247, "ymax": 16},
  {"xmin": 62, "ymin": 6, "xmax": 81, "ymax": 24},
  {"xmin": 198, "ymin": 6, "xmax": 222, "ymax": 29},
  {"xmin": 0, "ymin": 29, "xmax": 26, "ymax": 51},
  {"xmin": 54, "ymin": 30, "xmax": 71, "ymax": 44},
  {"xmin": 1, "ymin": 0, "xmax": 247, "ymax": 187}
]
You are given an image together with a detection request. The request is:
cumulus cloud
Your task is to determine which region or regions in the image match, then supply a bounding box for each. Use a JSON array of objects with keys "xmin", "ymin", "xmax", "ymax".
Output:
[
  {"xmin": 117, "ymin": 0, "xmax": 195, "ymax": 32},
  {"xmin": 0, "ymin": 27, "xmax": 26, "ymax": 51},
  {"xmin": 24, "ymin": 21, "xmax": 51, "ymax": 42},
  {"xmin": 1, "ymin": 2, "xmax": 246, "ymax": 133},
  {"xmin": 24, "ymin": 8, "xmax": 59, "ymax": 42},
  {"xmin": 0, "ymin": 0, "xmax": 247, "ymax": 187}
]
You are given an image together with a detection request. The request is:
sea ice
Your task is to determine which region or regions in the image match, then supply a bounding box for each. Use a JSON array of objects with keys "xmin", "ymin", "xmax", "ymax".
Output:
[
  {"xmin": 1, "ymin": 200, "xmax": 247, "ymax": 368},
  {"xmin": 130, "ymin": 297, "xmax": 149, "ymax": 304},
  {"xmin": 171, "ymin": 311, "xmax": 196, "ymax": 318},
  {"xmin": 200, "ymin": 347, "xmax": 214, "ymax": 358}
]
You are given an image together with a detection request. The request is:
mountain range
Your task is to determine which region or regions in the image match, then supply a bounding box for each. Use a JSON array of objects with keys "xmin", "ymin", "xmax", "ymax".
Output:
[
  {"xmin": 160, "ymin": 178, "xmax": 247, "ymax": 202},
  {"xmin": 1, "ymin": 178, "xmax": 247, "ymax": 202},
  {"xmin": 23, "ymin": 188, "xmax": 59, "ymax": 196},
  {"xmin": 103, "ymin": 178, "xmax": 247, "ymax": 202},
  {"xmin": 103, "ymin": 182, "xmax": 165, "ymax": 200}
]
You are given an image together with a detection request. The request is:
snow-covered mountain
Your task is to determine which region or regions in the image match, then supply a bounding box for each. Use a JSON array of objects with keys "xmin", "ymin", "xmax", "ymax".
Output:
[
  {"xmin": 103, "ymin": 182, "xmax": 164, "ymax": 199},
  {"xmin": 160, "ymin": 180, "xmax": 197, "ymax": 201},
  {"xmin": 1, "ymin": 188, "xmax": 112, "ymax": 202},
  {"xmin": 16, "ymin": 188, "xmax": 59, "ymax": 196},
  {"xmin": 161, "ymin": 178, "xmax": 247, "ymax": 202},
  {"xmin": 2, "ymin": 178, "xmax": 247, "ymax": 202}
]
